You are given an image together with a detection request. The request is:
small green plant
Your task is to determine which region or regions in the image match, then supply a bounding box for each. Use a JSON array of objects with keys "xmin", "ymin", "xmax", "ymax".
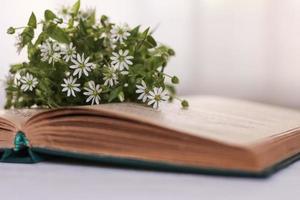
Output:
[{"xmin": 6, "ymin": 0, "xmax": 188, "ymax": 109}]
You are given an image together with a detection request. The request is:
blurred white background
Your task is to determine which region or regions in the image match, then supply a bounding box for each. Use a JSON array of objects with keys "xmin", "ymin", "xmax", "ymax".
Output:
[{"xmin": 1, "ymin": 0, "xmax": 300, "ymax": 108}]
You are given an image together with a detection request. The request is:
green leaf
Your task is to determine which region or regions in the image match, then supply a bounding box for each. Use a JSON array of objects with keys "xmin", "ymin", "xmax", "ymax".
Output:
[
  {"xmin": 142, "ymin": 27, "xmax": 150, "ymax": 37},
  {"xmin": 71, "ymin": 0, "xmax": 81, "ymax": 16},
  {"xmin": 21, "ymin": 27, "xmax": 34, "ymax": 45},
  {"xmin": 46, "ymin": 24, "xmax": 69, "ymax": 43},
  {"xmin": 44, "ymin": 10, "xmax": 57, "ymax": 21},
  {"xmin": 130, "ymin": 25, "xmax": 140, "ymax": 36},
  {"xmin": 9, "ymin": 63, "xmax": 25, "ymax": 73},
  {"xmin": 147, "ymin": 35, "xmax": 157, "ymax": 47},
  {"xmin": 34, "ymin": 32, "xmax": 47, "ymax": 47},
  {"xmin": 100, "ymin": 15, "xmax": 108, "ymax": 26},
  {"xmin": 108, "ymin": 86, "xmax": 122, "ymax": 102},
  {"xmin": 27, "ymin": 42, "xmax": 35, "ymax": 59},
  {"xmin": 28, "ymin": 12, "xmax": 37, "ymax": 28}
]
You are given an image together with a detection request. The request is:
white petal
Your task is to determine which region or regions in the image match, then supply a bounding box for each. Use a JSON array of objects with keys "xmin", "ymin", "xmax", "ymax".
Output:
[
  {"xmin": 73, "ymin": 68, "xmax": 80, "ymax": 76},
  {"xmin": 73, "ymin": 87, "xmax": 81, "ymax": 92},
  {"xmin": 148, "ymin": 91, "xmax": 155, "ymax": 97},
  {"xmin": 125, "ymin": 59, "xmax": 133, "ymax": 65},
  {"xmin": 69, "ymin": 64, "xmax": 78, "ymax": 69},
  {"xmin": 112, "ymin": 52, "xmax": 119, "ymax": 57},
  {"xmin": 136, "ymin": 89, "xmax": 145, "ymax": 93},
  {"xmin": 83, "ymin": 68, "xmax": 89, "ymax": 77},
  {"xmin": 84, "ymin": 56, "xmax": 90, "ymax": 64},
  {"xmin": 123, "ymin": 50, "xmax": 129, "ymax": 56},
  {"xmin": 157, "ymin": 87, "xmax": 162, "ymax": 94},
  {"xmin": 86, "ymin": 95, "xmax": 94, "ymax": 102},
  {"xmin": 142, "ymin": 95, "xmax": 148, "ymax": 102},
  {"xmin": 77, "ymin": 53, "xmax": 81, "ymax": 63},
  {"xmin": 153, "ymin": 102, "xmax": 159, "ymax": 109},
  {"xmin": 95, "ymin": 96, "xmax": 100, "ymax": 104},
  {"xmin": 88, "ymin": 81, "xmax": 95, "ymax": 89},
  {"xmin": 71, "ymin": 90, "xmax": 76, "ymax": 97},
  {"xmin": 148, "ymin": 99, "xmax": 155, "ymax": 105}
]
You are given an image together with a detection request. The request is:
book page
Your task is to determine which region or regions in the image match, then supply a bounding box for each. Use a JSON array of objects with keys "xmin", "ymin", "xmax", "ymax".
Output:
[
  {"xmin": 88, "ymin": 96, "xmax": 300, "ymax": 145},
  {"xmin": 0, "ymin": 109, "xmax": 43, "ymax": 130}
]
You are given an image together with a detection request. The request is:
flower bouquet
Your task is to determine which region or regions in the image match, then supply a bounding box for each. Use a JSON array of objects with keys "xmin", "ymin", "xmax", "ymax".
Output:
[{"xmin": 6, "ymin": 0, "xmax": 188, "ymax": 109}]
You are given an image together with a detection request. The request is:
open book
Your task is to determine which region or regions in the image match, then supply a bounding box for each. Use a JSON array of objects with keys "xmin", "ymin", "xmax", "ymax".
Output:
[{"xmin": 1, "ymin": 96, "xmax": 300, "ymax": 177}]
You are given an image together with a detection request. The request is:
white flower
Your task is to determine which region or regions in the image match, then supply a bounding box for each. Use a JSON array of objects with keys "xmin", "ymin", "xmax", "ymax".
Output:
[
  {"xmin": 61, "ymin": 76, "xmax": 81, "ymax": 97},
  {"xmin": 57, "ymin": 5, "xmax": 70, "ymax": 19},
  {"xmin": 78, "ymin": 8, "xmax": 95, "ymax": 21},
  {"xmin": 61, "ymin": 42, "xmax": 77, "ymax": 62},
  {"xmin": 110, "ymin": 23, "xmax": 130, "ymax": 43},
  {"xmin": 147, "ymin": 87, "xmax": 169, "ymax": 109},
  {"xmin": 70, "ymin": 53, "xmax": 95, "ymax": 78},
  {"xmin": 83, "ymin": 81, "xmax": 102, "ymax": 105},
  {"xmin": 20, "ymin": 73, "xmax": 38, "ymax": 92},
  {"xmin": 49, "ymin": 52, "xmax": 61, "ymax": 64},
  {"xmin": 13, "ymin": 71, "xmax": 22, "ymax": 87},
  {"xmin": 136, "ymin": 80, "xmax": 149, "ymax": 103},
  {"xmin": 103, "ymin": 66, "xmax": 118, "ymax": 87},
  {"xmin": 110, "ymin": 49, "xmax": 133, "ymax": 70},
  {"xmin": 40, "ymin": 40, "xmax": 61, "ymax": 64}
]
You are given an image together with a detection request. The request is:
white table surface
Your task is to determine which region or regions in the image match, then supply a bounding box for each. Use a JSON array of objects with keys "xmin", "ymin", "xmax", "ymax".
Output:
[{"xmin": 0, "ymin": 160, "xmax": 300, "ymax": 200}]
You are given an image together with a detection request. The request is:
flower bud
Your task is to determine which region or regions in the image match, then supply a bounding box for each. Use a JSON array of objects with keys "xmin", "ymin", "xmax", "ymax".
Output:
[
  {"xmin": 181, "ymin": 100, "xmax": 189, "ymax": 108},
  {"xmin": 118, "ymin": 91, "xmax": 125, "ymax": 102},
  {"xmin": 171, "ymin": 76, "xmax": 179, "ymax": 84},
  {"xmin": 7, "ymin": 27, "xmax": 15, "ymax": 34}
]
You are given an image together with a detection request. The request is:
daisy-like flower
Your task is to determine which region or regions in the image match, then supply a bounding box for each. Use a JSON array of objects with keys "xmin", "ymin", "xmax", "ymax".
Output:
[
  {"xmin": 13, "ymin": 71, "xmax": 22, "ymax": 87},
  {"xmin": 147, "ymin": 87, "xmax": 169, "ymax": 109},
  {"xmin": 78, "ymin": 8, "xmax": 95, "ymax": 21},
  {"xmin": 110, "ymin": 23, "xmax": 131, "ymax": 43},
  {"xmin": 40, "ymin": 40, "xmax": 61, "ymax": 64},
  {"xmin": 103, "ymin": 66, "xmax": 118, "ymax": 87},
  {"xmin": 110, "ymin": 49, "xmax": 133, "ymax": 70},
  {"xmin": 83, "ymin": 81, "xmax": 102, "ymax": 105},
  {"xmin": 70, "ymin": 53, "xmax": 95, "ymax": 78},
  {"xmin": 61, "ymin": 76, "xmax": 81, "ymax": 97},
  {"xmin": 57, "ymin": 5, "xmax": 70, "ymax": 19},
  {"xmin": 136, "ymin": 80, "xmax": 149, "ymax": 103},
  {"xmin": 49, "ymin": 52, "xmax": 61, "ymax": 64},
  {"xmin": 61, "ymin": 42, "xmax": 77, "ymax": 62},
  {"xmin": 20, "ymin": 73, "xmax": 38, "ymax": 92}
]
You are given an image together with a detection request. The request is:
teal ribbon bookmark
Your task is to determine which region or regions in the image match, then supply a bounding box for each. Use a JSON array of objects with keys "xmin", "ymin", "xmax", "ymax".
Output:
[
  {"xmin": 14, "ymin": 131, "xmax": 30, "ymax": 152},
  {"xmin": 0, "ymin": 131, "xmax": 42, "ymax": 163}
]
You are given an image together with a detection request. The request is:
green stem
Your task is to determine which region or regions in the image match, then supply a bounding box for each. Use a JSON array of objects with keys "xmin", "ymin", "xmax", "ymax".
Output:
[
  {"xmin": 104, "ymin": 58, "xmax": 111, "ymax": 66},
  {"xmin": 15, "ymin": 22, "xmax": 43, "ymax": 30},
  {"xmin": 163, "ymin": 73, "xmax": 172, "ymax": 79},
  {"xmin": 14, "ymin": 26, "xmax": 27, "ymax": 30},
  {"xmin": 174, "ymin": 96, "xmax": 183, "ymax": 102}
]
